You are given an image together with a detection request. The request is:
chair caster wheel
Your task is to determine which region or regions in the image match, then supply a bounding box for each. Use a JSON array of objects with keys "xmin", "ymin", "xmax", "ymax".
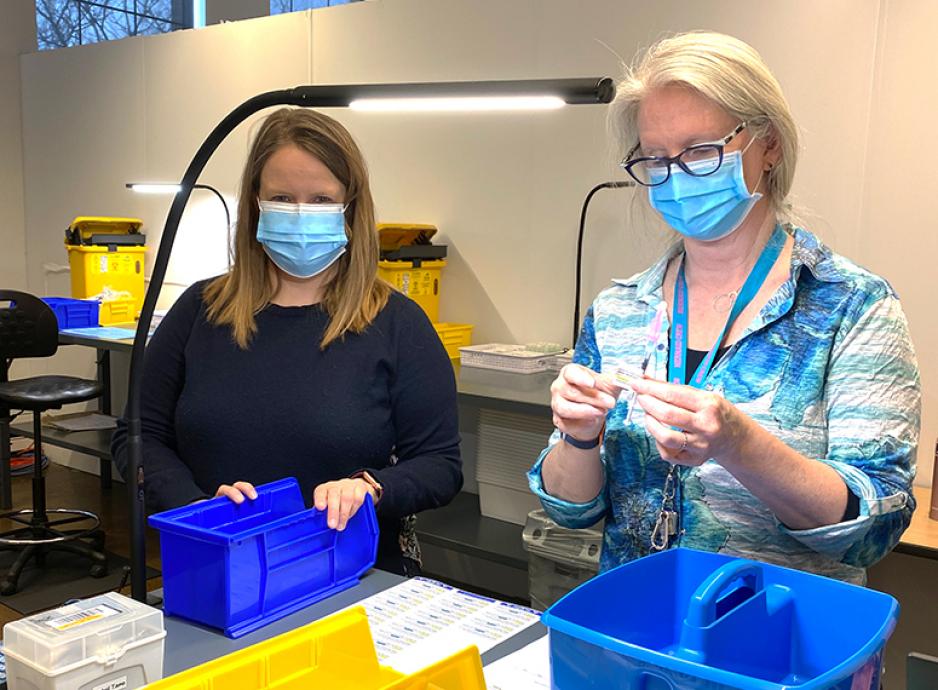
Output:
[
  {"xmin": 90, "ymin": 564, "xmax": 108, "ymax": 578},
  {"xmin": 1, "ymin": 580, "xmax": 18, "ymax": 596}
]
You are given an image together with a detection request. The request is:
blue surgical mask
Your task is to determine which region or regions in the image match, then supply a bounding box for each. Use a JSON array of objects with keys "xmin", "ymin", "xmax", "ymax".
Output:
[
  {"xmin": 256, "ymin": 200, "xmax": 348, "ymax": 278},
  {"xmin": 648, "ymin": 150, "xmax": 762, "ymax": 242}
]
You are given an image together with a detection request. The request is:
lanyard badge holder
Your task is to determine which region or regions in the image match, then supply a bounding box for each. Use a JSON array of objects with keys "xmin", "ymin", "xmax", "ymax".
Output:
[
  {"xmin": 650, "ymin": 224, "xmax": 787, "ymax": 552},
  {"xmin": 650, "ymin": 465, "xmax": 679, "ymax": 551}
]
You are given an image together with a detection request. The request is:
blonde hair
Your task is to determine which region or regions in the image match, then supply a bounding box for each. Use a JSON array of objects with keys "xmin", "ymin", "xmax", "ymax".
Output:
[
  {"xmin": 203, "ymin": 108, "xmax": 390, "ymax": 349},
  {"xmin": 609, "ymin": 31, "xmax": 799, "ymax": 215}
]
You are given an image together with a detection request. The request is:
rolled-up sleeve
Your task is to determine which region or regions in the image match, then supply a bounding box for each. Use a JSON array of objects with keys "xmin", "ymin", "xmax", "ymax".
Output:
[
  {"xmin": 780, "ymin": 293, "xmax": 920, "ymax": 566},
  {"xmin": 527, "ymin": 306, "xmax": 609, "ymax": 529}
]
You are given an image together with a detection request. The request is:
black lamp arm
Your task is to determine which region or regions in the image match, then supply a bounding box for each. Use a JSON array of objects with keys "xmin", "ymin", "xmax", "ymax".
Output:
[
  {"xmin": 192, "ymin": 184, "xmax": 231, "ymax": 234},
  {"xmin": 124, "ymin": 88, "xmax": 299, "ymax": 600},
  {"xmin": 572, "ymin": 181, "xmax": 634, "ymax": 349}
]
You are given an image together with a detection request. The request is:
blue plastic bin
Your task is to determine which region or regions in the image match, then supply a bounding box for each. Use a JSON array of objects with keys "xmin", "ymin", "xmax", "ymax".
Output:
[
  {"xmin": 541, "ymin": 548, "xmax": 897, "ymax": 689},
  {"xmin": 40, "ymin": 297, "xmax": 99, "ymax": 329},
  {"xmin": 148, "ymin": 477, "xmax": 379, "ymax": 638}
]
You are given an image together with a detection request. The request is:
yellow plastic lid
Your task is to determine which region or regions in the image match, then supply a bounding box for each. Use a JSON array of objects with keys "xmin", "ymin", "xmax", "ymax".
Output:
[
  {"xmin": 68, "ymin": 216, "xmax": 143, "ymax": 241},
  {"xmin": 377, "ymin": 223, "xmax": 437, "ymax": 252}
]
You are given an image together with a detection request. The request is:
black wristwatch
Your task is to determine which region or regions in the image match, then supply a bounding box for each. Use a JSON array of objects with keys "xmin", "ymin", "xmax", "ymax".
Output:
[{"xmin": 560, "ymin": 431, "xmax": 602, "ymax": 450}]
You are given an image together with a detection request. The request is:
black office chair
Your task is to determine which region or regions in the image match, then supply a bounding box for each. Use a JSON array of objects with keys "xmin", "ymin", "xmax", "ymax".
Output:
[{"xmin": 0, "ymin": 290, "xmax": 107, "ymax": 594}]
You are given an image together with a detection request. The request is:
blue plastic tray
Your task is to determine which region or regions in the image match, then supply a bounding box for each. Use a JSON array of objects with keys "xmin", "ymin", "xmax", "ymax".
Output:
[
  {"xmin": 148, "ymin": 477, "xmax": 379, "ymax": 638},
  {"xmin": 541, "ymin": 548, "xmax": 897, "ymax": 689},
  {"xmin": 41, "ymin": 297, "xmax": 99, "ymax": 329}
]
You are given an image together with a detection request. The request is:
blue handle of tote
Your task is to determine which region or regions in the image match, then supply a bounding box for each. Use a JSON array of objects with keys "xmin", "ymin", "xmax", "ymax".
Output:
[{"xmin": 685, "ymin": 559, "xmax": 764, "ymax": 629}]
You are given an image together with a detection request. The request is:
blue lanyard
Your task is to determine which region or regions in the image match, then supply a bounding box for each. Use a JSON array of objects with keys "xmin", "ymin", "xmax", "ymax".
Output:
[{"xmin": 669, "ymin": 224, "xmax": 786, "ymax": 388}]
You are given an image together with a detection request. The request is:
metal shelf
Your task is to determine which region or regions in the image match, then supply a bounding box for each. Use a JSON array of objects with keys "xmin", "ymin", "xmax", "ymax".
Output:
[
  {"xmin": 10, "ymin": 421, "xmax": 112, "ymax": 460},
  {"xmin": 416, "ymin": 491, "xmax": 527, "ymax": 570}
]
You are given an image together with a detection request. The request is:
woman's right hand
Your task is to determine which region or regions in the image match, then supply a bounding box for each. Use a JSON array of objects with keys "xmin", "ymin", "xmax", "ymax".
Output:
[
  {"xmin": 215, "ymin": 481, "xmax": 258, "ymax": 504},
  {"xmin": 550, "ymin": 364, "xmax": 620, "ymax": 443}
]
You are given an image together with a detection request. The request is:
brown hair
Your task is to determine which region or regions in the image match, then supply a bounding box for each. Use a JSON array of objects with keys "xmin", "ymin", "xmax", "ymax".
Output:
[{"xmin": 203, "ymin": 108, "xmax": 390, "ymax": 349}]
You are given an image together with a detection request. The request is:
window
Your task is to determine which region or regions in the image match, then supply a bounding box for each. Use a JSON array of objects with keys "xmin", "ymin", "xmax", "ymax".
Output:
[
  {"xmin": 270, "ymin": 0, "xmax": 362, "ymax": 13},
  {"xmin": 35, "ymin": 0, "xmax": 194, "ymax": 50}
]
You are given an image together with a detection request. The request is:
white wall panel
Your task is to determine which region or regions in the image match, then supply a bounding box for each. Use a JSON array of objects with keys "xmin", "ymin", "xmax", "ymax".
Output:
[
  {"xmin": 0, "ymin": 0, "xmax": 34, "ymax": 293},
  {"xmin": 859, "ymin": 0, "xmax": 938, "ymax": 486}
]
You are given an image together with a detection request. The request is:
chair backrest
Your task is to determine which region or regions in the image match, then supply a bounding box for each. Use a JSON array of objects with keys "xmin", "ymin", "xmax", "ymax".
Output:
[{"xmin": 0, "ymin": 290, "xmax": 59, "ymax": 373}]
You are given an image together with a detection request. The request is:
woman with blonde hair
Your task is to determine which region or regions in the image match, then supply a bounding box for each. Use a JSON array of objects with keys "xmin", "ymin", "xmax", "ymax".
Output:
[
  {"xmin": 113, "ymin": 108, "xmax": 462, "ymax": 575},
  {"xmin": 530, "ymin": 31, "xmax": 919, "ymax": 585}
]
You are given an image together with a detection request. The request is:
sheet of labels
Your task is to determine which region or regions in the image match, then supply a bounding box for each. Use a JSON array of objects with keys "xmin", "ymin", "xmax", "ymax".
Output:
[
  {"xmin": 483, "ymin": 634, "xmax": 550, "ymax": 689},
  {"xmin": 351, "ymin": 577, "xmax": 541, "ymax": 674}
]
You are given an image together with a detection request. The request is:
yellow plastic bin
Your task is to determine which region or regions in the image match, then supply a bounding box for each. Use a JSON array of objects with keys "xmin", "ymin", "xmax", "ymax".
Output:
[
  {"xmin": 145, "ymin": 607, "xmax": 486, "ymax": 690},
  {"xmin": 98, "ymin": 296, "xmax": 137, "ymax": 325},
  {"xmin": 377, "ymin": 224, "xmax": 446, "ymax": 323},
  {"xmin": 65, "ymin": 216, "xmax": 146, "ymax": 317},
  {"xmin": 433, "ymin": 323, "xmax": 473, "ymax": 361}
]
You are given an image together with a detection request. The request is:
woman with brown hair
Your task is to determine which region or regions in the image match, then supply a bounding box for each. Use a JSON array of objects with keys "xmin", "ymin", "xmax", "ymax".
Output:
[{"xmin": 112, "ymin": 108, "xmax": 462, "ymax": 575}]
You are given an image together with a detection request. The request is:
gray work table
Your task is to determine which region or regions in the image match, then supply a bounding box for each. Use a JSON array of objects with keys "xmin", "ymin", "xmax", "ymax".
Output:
[
  {"xmin": 56, "ymin": 329, "xmax": 135, "ymax": 351},
  {"xmin": 161, "ymin": 568, "xmax": 546, "ymax": 676}
]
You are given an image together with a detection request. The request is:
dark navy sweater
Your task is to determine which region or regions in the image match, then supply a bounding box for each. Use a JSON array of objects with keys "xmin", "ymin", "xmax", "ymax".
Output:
[{"xmin": 112, "ymin": 282, "xmax": 463, "ymax": 573}]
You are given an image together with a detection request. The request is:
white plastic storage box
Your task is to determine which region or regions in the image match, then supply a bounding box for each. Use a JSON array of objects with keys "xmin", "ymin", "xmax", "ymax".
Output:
[
  {"xmin": 522, "ymin": 509, "xmax": 602, "ymax": 610},
  {"xmin": 478, "ymin": 481, "xmax": 543, "ymax": 525},
  {"xmin": 459, "ymin": 343, "xmax": 560, "ymax": 373},
  {"xmin": 476, "ymin": 409, "xmax": 553, "ymax": 525},
  {"xmin": 3, "ymin": 592, "xmax": 166, "ymax": 690}
]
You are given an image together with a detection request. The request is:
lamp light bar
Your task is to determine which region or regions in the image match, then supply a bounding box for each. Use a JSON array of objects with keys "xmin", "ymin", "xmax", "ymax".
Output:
[
  {"xmin": 126, "ymin": 183, "xmax": 183, "ymax": 194},
  {"xmin": 349, "ymin": 95, "xmax": 566, "ymax": 112},
  {"xmin": 288, "ymin": 77, "xmax": 614, "ymax": 108}
]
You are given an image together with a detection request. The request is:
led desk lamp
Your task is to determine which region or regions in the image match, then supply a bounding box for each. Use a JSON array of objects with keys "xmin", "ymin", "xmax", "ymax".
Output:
[
  {"xmin": 126, "ymin": 183, "xmax": 231, "ymax": 235},
  {"xmin": 124, "ymin": 78, "xmax": 615, "ymax": 601},
  {"xmin": 126, "ymin": 182, "xmax": 233, "ymax": 267}
]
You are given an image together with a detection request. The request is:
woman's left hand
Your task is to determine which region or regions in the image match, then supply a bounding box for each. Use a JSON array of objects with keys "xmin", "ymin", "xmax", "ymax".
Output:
[
  {"xmin": 313, "ymin": 478, "xmax": 376, "ymax": 531},
  {"xmin": 629, "ymin": 378, "xmax": 754, "ymax": 467}
]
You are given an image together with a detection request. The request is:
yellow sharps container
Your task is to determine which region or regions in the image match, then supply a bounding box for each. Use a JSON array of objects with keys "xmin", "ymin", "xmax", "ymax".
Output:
[
  {"xmin": 377, "ymin": 223, "xmax": 447, "ymax": 323},
  {"xmin": 65, "ymin": 216, "xmax": 145, "ymax": 320}
]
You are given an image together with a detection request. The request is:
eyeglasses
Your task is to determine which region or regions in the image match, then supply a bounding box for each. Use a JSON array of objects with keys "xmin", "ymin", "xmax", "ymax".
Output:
[{"xmin": 620, "ymin": 122, "xmax": 748, "ymax": 187}]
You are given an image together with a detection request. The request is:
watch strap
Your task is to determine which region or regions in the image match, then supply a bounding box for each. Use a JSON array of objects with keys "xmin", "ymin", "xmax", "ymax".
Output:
[
  {"xmin": 560, "ymin": 431, "xmax": 601, "ymax": 450},
  {"xmin": 351, "ymin": 470, "xmax": 383, "ymax": 503}
]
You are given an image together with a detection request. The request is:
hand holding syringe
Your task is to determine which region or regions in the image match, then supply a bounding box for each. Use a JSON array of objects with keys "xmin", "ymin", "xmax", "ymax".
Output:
[
  {"xmin": 598, "ymin": 366, "xmax": 645, "ymax": 424},
  {"xmin": 602, "ymin": 306, "xmax": 666, "ymax": 423},
  {"xmin": 550, "ymin": 307, "xmax": 664, "ymax": 441}
]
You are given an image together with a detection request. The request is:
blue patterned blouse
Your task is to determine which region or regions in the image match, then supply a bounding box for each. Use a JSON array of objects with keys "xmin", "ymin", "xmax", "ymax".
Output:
[{"xmin": 528, "ymin": 225, "xmax": 920, "ymax": 583}]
